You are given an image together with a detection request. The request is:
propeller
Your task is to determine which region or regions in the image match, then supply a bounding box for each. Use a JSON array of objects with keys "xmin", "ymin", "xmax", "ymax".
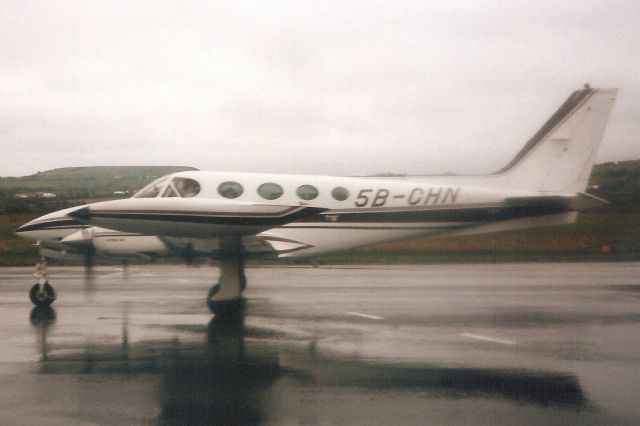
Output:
[
  {"xmin": 60, "ymin": 227, "xmax": 97, "ymax": 299},
  {"xmin": 62, "ymin": 227, "xmax": 96, "ymax": 271}
]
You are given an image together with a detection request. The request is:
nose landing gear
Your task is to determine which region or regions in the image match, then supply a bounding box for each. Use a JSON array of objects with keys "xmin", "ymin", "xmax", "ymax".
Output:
[{"xmin": 30, "ymin": 258, "xmax": 56, "ymax": 307}]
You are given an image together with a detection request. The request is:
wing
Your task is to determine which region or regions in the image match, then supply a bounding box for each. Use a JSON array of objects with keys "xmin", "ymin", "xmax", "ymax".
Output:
[
  {"xmin": 159, "ymin": 234, "xmax": 315, "ymax": 259},
  {"xmin": 66, "ymin": 197, "xmax": 326, "ymax": 259}
]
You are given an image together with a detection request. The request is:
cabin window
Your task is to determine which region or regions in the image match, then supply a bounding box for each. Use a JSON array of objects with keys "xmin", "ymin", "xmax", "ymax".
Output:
[
  {"xmin": 258, "ymin": 182, "xmax": 284, "ymax": 200},
  {"xmin": 218, "ymin": 181, "xmax": 244, "ymax": 199},
  {"xmin": 296, "ymin": 184, "xmax": 319, "ymax": 201},
  {"xmin": 331, "ymin": 187, "xmax": 349, "ymax": 201},
  {"xmin": 173, "ymin": 177, "xmax": 201, "ymax": 198},
  {"xmin": 134, "ymin": 177, "xmax": 168, "ymax": 198}
]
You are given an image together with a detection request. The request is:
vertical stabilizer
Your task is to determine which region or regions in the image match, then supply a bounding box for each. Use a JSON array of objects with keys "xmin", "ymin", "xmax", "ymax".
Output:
[{"xmin": 495, "ymin": 87, "xmax": 618, "ymax": 194}]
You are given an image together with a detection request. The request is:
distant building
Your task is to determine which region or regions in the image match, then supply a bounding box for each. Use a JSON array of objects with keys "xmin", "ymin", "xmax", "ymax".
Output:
[{"xmin": 36, "ymin": 192, "xmax": 57, "ymax": 198}]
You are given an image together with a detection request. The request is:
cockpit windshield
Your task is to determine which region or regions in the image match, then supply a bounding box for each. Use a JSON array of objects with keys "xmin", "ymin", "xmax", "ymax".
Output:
[
  {"xmin": 134, "ymin": 176, "xmax": 201, "ymax": 198},
  {"xmin": 134, "ymin": 177, "xmax": 168, "ymax": 198}
]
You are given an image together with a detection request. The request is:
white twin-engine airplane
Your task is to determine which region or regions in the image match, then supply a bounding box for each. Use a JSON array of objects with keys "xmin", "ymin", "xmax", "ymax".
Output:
[{"xmin": 17, "ymin": 86, "xmax": 617, "ymax": 316}]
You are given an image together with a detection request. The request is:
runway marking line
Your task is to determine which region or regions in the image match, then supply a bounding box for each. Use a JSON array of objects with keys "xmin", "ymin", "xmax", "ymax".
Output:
[
  {"xmin": 460, "ymin": 333, "xmax": 516, "ymax": 345},
  {"xmin": 270, "ymin": 297, "xmax": 296, "ymax": 303},
  {"xmin": 345, "ymin": 312, "xmax": 384, "ymax": 320}
]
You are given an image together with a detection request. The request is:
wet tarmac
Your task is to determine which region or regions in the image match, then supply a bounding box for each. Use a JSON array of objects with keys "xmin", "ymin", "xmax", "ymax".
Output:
[{"xmin": 1, "ymin": 263, "xmax": 639, "ymax": 425}]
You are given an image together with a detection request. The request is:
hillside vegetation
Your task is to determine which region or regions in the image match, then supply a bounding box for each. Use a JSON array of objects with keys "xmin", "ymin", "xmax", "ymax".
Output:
[
  {"xmin": 0, "ymin": 166, "xmax": 196, "ymax": 212},
  {"xmin": 589, "ymin": 160, "xmax": 640, "ymax": 209}
]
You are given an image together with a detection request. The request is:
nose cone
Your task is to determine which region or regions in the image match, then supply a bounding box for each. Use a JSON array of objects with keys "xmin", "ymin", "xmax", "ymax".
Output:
[
  {"xmin": 15, "ymin": 219, "xmax": 40, "ymax": 242},
  {"xmin": 15, "ymin": 217, "xmax": 38, "ymax": 234},
  {"xmin": 15, "ymin": 222, "xmax": 30, "ymax": 234},
  {"xmin": 15, "ymin": 205, "xmax": 90, "ymax": 243}
]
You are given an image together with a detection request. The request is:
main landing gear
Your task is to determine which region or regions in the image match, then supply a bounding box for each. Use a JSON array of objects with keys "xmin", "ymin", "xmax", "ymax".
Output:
[
  {"xmin": 29, "ymin": 258, "xmax": 56, "ymax": 308},
  {"xmin": 207, "ymin": 238, "xmax": 247, "ymax": 321}
]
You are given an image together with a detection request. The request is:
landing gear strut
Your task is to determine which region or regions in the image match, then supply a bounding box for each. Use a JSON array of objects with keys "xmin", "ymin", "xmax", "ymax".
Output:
[
  {"xmin": 29, "ymin": 258, "xmax": 56, "ymax": 308},
  {"xmin": 207, "ymin": 238, "xmax": 246, "ymax": 320}
]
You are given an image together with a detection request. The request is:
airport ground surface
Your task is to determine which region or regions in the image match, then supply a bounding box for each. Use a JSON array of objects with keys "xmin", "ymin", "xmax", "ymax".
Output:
[{"xmin": 0, "ymin": 263, "xmax": 639, "ymax": 425}]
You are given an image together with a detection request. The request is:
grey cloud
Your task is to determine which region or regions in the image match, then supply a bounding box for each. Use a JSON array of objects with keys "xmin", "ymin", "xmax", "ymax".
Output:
[{"xmin": 1, "ymin": 0, "xmax": 638, "ymax": 177}]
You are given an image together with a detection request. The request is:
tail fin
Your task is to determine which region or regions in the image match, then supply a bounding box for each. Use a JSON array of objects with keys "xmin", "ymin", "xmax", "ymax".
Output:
[{"xmin": 495, "ymin": 87, "xmax": 618, "ymax": 193}]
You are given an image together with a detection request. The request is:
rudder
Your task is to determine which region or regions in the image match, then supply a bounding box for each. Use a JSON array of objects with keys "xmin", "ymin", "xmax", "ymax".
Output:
[{"xmin": 496, "ymin": 87, "xmax": 618, "ymax": 194}]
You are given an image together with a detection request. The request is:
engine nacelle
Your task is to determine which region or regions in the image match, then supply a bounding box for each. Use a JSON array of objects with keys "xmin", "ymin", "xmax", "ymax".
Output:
[{"xmin": 93, "ymin": 234, "xmax": 169, "ymax": 258}]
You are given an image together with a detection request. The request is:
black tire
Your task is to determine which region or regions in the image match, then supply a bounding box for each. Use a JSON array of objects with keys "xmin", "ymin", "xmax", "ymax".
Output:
[
  {"xmin": 208, "ymin": 299, "xmax": 246, "ymax": 323},
  {"xmin": 207, "ymin": 283, "xmax": 245, "ymax": 320},
  {"xmin": 29, "ymin": 282, "xmax": 56, "ymax": 308},
  {"xmin": 240, "ymin": 273, "xmax": 247, "ymax": 292},
  {"xmin": 206, "ymin": 284, "xmax": 221, "ymax": 313}
]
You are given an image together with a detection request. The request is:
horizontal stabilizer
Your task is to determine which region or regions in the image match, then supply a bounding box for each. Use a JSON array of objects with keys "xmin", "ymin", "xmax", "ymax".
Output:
[{"xmin": 504, "ymin": 192, "xmax": 608, "ymax": 211}]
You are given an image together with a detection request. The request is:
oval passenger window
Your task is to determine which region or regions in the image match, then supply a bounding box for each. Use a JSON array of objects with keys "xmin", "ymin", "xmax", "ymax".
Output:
[
  {"xmin": 258, "ymin": 182, "xmax": 284, "ymax": 200},
  {"xmin": 218, "ymin": 181, "xmax": 244, "ymax": 199},
  {"xmin": 296, "ymin": 184, "xmax": 319, "ymax": 201},
  {"xmin": 331, "ymin": 187, "xmax": 349, "ymax": 201}
]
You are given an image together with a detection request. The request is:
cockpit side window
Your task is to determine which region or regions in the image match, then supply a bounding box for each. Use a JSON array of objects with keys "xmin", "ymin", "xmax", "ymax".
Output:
[
  {"xmin": 134, "ymin": 177, "xmax": 168, "ymax": 198},
  {"xmin": 173, "ymin": 177, "xmax": 201, "ymax": 198},
  {"xmin": 163, "ymin": 186, "xmax": 178, "ymax": 197},
  {"xmin": 135, "ymin": 176, "xmax": 201, "ymax": 199}
]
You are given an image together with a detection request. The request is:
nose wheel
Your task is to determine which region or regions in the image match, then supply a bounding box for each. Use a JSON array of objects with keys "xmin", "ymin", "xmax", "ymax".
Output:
[
  {"xmin": 30, "ymin": 282, "xmax": 56, "ymax": 307},
  {"xmin": 30, "ymin": 257, "xmax": 56, "ymax": 307}
]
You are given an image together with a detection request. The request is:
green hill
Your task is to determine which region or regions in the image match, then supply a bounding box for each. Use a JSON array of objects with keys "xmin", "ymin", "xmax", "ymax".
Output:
[
  {"xmin": 589, "ymin": 160, "xmax": 640, "ymax": 209},
  {"xmin": 28, "ymin": 166, "xmax": 197, "ymax": 178},
  {"xmin": 0, "ymin": 166, "xmax": 197, "ymax": 208}
]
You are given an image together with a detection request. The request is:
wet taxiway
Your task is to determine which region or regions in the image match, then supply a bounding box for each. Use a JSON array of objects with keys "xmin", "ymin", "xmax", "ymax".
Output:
[{"xmin": 1, "ymin": 263, "xmax": 639, "ymax": 425}]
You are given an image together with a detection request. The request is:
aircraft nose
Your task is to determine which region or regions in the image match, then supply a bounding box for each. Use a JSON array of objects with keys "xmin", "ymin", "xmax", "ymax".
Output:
[
  {"xmin": 15, "ymin": 206, "xmax": 88, "ymax": 241},
  {"xmin": 15, "ymin": 221, "xmax": 34, "ymax": 234},
  {"xmin": 15, "ymin": 220, "xmax": 39, "ymax": 241}
]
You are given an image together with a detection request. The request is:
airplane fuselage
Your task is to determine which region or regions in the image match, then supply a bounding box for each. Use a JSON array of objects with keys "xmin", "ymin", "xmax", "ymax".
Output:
[{"xmin": 16, "ymin": 170, "xmax": 592, "ymax": 259}]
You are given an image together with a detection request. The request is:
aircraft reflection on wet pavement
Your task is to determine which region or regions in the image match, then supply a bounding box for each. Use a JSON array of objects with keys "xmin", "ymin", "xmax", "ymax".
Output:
[{"xmin": 29, "ymin": 305, "xmax": 588, "ymax": 424}]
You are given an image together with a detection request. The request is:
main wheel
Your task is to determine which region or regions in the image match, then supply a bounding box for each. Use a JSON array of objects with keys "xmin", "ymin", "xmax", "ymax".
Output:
[
  {"xmin": 207, "ymin": 283, "xmax": 245, "ymax": 321},
  {"xmin": 29, "ymin": 282, "xmax": 56, "ymax": 308}
]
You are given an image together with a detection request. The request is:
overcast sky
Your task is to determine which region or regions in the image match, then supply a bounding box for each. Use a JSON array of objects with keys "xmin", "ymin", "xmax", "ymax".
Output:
[{"xmin": 1, "ymin": 0, "xmax": 638, "ymax": 177}]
